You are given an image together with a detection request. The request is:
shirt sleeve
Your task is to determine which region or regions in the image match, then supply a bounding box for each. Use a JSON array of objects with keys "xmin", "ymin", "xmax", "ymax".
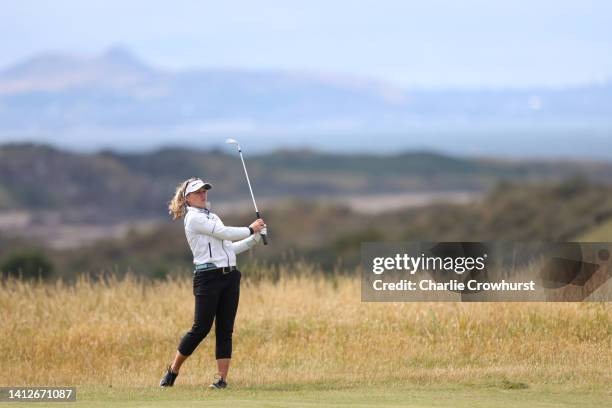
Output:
[
  {"xmin": 232, "ymin": 234, "xmax": 260, "ymax": 255},
  {"xmin": 186, "ymin": 213, "xmax": 251, "ymax": 241}
]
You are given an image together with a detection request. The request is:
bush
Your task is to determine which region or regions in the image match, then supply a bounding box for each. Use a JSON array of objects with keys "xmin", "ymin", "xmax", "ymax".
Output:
[{"xmin": 0, "ymin": 250, "xmax": 54, "ymax": 280}]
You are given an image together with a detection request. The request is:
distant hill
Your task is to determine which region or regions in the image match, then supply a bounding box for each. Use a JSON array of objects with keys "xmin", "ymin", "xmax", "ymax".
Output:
[
  {"xmin": 0, "ymin": 48, "xmax": 611, "ymax": 156},
  {"xmin": 2, "ymin": 143, "xmax": 612, "ymax": 222}
]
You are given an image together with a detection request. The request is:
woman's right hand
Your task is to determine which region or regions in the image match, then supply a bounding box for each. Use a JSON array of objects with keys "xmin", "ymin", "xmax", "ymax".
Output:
[{"xmin": 249, "ymin": 218, "xmax": 265, "ymax": 233}]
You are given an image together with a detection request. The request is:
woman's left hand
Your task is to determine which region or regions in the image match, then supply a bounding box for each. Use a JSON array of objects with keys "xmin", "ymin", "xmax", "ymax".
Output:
[{"xmin": 255, "ymin": 225, "xmax": 267, "ymax": 242}]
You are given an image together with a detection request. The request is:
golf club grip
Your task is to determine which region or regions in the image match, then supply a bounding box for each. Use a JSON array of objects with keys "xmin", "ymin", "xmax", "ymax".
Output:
[{"xmin": 256, "ymin": 211, "xmax": 268, "ymax": 245}]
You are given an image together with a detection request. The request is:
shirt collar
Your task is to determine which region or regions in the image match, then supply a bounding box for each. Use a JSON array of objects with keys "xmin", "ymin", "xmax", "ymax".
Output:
[{"xmin": 187, "ymin": 205, "xmax": 210, "ymax": 214}]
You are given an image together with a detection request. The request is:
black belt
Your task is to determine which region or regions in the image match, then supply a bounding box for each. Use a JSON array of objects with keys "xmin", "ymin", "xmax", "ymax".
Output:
[{"xmin": 194, "ymin": 265, "xmax": 237, "ymax": 275}]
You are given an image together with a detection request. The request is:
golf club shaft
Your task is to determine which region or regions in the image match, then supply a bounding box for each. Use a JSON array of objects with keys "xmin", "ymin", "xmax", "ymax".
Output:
[{"xmin": 237, "ymin": 149, "xmax": 268, "ymax": 245}]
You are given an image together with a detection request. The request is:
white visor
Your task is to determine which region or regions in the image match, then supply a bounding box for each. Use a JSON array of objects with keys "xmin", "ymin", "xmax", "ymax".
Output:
[{"xmin": 184, "ymin": 178, "xmax": 212, "ymax": 196}]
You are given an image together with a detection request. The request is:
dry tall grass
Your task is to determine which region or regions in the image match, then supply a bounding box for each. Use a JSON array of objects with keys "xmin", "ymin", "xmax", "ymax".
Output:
[{"xmin": 0, "ymin": 265, "xmax": 610, "ymax": 389}]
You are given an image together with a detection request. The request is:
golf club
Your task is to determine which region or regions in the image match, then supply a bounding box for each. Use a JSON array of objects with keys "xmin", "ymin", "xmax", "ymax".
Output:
[{"xmin": 225, "ymin": 138, "xmax": 268, "ymax": 245}]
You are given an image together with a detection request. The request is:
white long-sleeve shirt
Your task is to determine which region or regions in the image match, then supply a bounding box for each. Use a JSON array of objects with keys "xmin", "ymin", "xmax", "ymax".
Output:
[{"xmin": 184, "ymin": 205, "xmax": 260, "ymax": 267}]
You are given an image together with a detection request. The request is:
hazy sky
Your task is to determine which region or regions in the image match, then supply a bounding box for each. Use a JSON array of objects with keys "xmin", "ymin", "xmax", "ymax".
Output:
[{"xmin": 1, "ymin": 0, "xmax": 611, "ymax": 88}]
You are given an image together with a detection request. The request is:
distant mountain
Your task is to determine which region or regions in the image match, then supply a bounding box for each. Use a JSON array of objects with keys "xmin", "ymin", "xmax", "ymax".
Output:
[
  {"xmin": 0, "ymin": 48, "xmax": 611, "ymax": 156},
  {"xmin": 0, "ymin": 47, "xmax": 408, "ymax": 132},
  {"xmin": 2, "ymin": 143, "xmax": 612, "ymax": 222}
]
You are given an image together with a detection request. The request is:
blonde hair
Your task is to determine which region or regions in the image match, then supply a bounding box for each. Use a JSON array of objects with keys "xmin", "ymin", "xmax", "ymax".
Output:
[{"xmin": 168, "ymin": 178, "xmax": 192, "ymax": 220}]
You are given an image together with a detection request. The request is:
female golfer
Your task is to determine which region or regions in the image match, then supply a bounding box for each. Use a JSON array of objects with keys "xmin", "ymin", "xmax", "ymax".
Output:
[{"xmin": 160, "ymin": 177, "xmax": 266, "ymax": 389}]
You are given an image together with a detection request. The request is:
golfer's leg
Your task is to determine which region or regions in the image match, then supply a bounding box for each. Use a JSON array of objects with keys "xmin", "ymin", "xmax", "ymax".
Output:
[
  {"xmin": 175, "ymin": 291, "xmax": 219, "ymax": 369},
  {"xmin": 170, "ymin": 350, "xmax": 187, "ymax": 373},
  {"xmin": 214, "ymin": 271, "xmax": 241, "ymax": 379},
  {"xmin": 216, "ymin": 358, "xmax": 231, "ymax": 380}
]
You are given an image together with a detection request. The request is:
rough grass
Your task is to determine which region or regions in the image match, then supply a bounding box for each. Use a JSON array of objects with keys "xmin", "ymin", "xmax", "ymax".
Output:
[
  {"xmin": 578, "ymin": 218, "xmax": 612, "ymax": 242},
  {"xmin": 0, "ymin": 267, "xmax": 610, "ymax": 397}
]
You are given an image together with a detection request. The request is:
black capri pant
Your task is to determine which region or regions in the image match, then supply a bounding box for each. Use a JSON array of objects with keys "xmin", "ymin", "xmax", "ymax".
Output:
[{"xmin": 177, "ymin": 269, "xmax": 241, "ymax": 359}]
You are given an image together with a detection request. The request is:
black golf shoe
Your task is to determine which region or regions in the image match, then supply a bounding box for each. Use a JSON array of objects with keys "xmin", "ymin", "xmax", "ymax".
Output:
[
  {"xmin": 159, "ymin": 366, "xmax": 178, "ymax": 387},
  {"xmin": 209, "ymin": 375, "xmax": 228, "ymax": 389}
]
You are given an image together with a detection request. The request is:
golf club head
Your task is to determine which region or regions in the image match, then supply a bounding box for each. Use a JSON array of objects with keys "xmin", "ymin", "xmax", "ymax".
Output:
[{"xmin": 225, "ymin": 138, "xmax": 241, "ymax": 150}]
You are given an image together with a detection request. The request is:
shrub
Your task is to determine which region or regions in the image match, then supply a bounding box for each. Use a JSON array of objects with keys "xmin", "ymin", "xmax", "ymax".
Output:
[{"xmin": 0, "ymin": 250, "xmax": 54, "ymax": 280}]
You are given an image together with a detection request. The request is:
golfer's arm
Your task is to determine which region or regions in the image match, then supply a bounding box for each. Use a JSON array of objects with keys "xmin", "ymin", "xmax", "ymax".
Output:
[
  {"xmin": 190, "ymin": 217, "xmax": 251, "ymax": 240},
  {"xmin": 232, "ymin": 234, "xmax": 259, "ymax": 255}
]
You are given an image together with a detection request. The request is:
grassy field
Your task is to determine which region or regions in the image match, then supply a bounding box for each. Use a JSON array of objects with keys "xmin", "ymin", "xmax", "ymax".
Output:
[
  {"xmin": 0, "ymin": 266, "xmax": 610, "ymax": 407},
  {"xmin": 2, "ymin": 384, "xmax": 608, "ymax": 408},
  {"xmin": 578, "ymin": 218, "xmax": 612, "ymax": 242}
]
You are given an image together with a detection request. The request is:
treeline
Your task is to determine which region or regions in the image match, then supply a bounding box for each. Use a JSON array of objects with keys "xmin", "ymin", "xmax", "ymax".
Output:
[
  {"xmin": 3, "ymin": 143, "xmax": 612, "ymax": 222},
  {"xmin": 1, "ymin": 177, "xmax": 611, "ymax": 281}
]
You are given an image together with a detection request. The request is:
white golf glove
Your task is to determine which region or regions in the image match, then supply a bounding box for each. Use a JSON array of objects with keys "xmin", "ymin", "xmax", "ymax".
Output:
[{"xmin": 255, "ymin": 226, "xmax": 267, "ymax": 242}]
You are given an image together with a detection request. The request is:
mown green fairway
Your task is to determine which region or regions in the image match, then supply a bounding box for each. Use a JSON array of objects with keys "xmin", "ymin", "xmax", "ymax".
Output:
[{"xmin": 5, "ymin": 383, "xmax": 610, "ymax": 408}]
